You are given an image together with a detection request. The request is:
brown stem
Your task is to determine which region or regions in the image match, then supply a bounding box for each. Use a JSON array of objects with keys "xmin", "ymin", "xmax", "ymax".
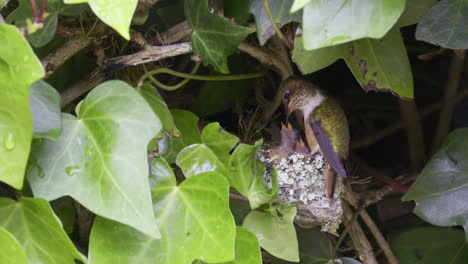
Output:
[
  {"xmin": 343, "ymin": 203, "xmax": 378, "ymax": 264},
  {"xmin": 432, "ymin": 50, "xmax": 466, "ymax": 153},
  {"xmin": 229, "ymin": 192, "xmax": 249, "ymax": 202},
  {"xmin": 42, "ymin": 33, "xmax": 91, "ymax": 78},
  {"xmin": 351, "ymin": 88, "xmax": 468, "ymax": 150},
  {"xmin": 351, "ymin": 154, "xmax": 409, "ymax": 192},
  {"xmin": 30, "ymin": 0, "xmax": 40, "ymax": 22},
  {"xmin": 360, "ymin": 210, "xmax": 400, "ymax": 264},
  {"xmin": 398, "ymin": 99, "xmax": 426, "ymax": 170},
  {"xmin": 60, "ymin": 68, "xmax": 106, "ymax": 107},
  {"xmin": 41, "ymin": 0, "xmax": 47, "ymax": 16}
]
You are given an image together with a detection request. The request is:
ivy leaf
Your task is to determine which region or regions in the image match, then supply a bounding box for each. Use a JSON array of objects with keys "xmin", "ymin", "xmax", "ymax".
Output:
[
  {"xmin": 89, "ymin": 159, "xmax": 236, "ymax": 264},
  {"xmin": 301, "ymin": 0, "xmax": 405, "ymax": 50},
  {"xmin": 403, "ymin": 128, "xmax": 468, "ymax": 242},
  {"xmin": 0, "ymin": 197, "xmax": 85, "ymax": 264},
  {"xmin": 176, "ymin": 144, "xmax": 228, "ymax": 178},
  {"xmin": 195, "ymin": 227, "xmax": 262, "ymax": 264},
  {"xmin": 224, "ymin": 0, "xmax": 250, "ymax": 24},
  {"xmin": 27, "ymin": 15, "xmax": 58, "ymax": 48},
  {"xmin": 396, "ymin": 0, "xmax": 437, "ymax": 28},
  {"xmin": 137, "ymin": 83, "xmax": 181, "ymax": 138},
  {"xmin": 30, "ymin": 81, "xmax": 62, "ymax": 139},
  {"xmin": 291, "ymin": 0, "xmax": 311, "ymax": 13},
  {"xmin": 250, "ymin": 0, "xmax": 302, "ymax": 45},
  {"xmin": 0, "ymin": 24, "xmax": 44, "ymax": 189},
  {"xmin": 293, "ymin": 28, "xmax": 414, "ymax": 98},
  {"xmin": 6, "ymin": 0, "xmax": 86, "ymax": 47},
  {"xmin": 185, "ymin": 0, "xmax": 251, "ymax": 73},
  {"xmin": 28, "ymin": 80, "xmax": 161, "ymax": 238},
  {"xmin": 228, "ymin": 139, "xmax": 278, "ymax": 209},
  {"xmin": 64, "ymin": 0, "xmax": 138, "ymax": 40},
  {"xmin": 161, "ymin": 110, "xmax": 201, "ymax": 164},
  {"xmin": 201, "ymin": 122, "xmax": 239, "ymax": 163},
  {"xmin": 391, "ymin": 227, "xmax": 468, "ymax": 264},
  {"xmin": 243, "ymin": 206, "xmax": 299, "ymax": 262},
  {"xmin": 415, "ymin": 0, "xmax": 468, "ymax": 49},
  {"xmin": 0, "ymin": 227, "xmax": 28, "ymax": 264}
]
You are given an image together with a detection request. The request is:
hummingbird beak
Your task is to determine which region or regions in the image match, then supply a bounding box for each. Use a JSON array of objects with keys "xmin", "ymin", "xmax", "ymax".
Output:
[{"xmin": 285, "ymin": 108, "xmax": 291, "ymax": 124}]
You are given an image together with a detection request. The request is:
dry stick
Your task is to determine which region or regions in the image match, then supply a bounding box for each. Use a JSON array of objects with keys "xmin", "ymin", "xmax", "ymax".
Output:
[
  {"xmin": 42, "ymin": 33, "xmax": 91, "ymax": 78},
  {"xmin": 60, "ymin": 67, "xmax": 106, "ymax": 107},
  {"xmin": 432, "ymin": 50, "xmax": 466, "ymax": 153},
  {"xmin": 351, "ymin": 88, "xmax": 468, "ymax": 150},
  {"xmin": 152, "ymin": 21, "xmax": 192, "ymax": 45},
  {"xmin": 359, "ymin": 210, "xmax": 400, "ymax": 264},
  {"xmin": 351, "ymin": 154, "xmax": 409, "ymax": 192},
  {"xmin": 398, "ymin": 99, "xmax": 426, "ymax": 170},
  {"xmin": 342, "ymin": 203, "xmax": 378, "ymax": 264}
]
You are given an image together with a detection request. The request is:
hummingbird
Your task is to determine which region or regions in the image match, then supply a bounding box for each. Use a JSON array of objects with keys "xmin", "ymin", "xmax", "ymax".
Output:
[{"xmin": 282, "ymin": 77, "xmax": 350, "ymax": 199}]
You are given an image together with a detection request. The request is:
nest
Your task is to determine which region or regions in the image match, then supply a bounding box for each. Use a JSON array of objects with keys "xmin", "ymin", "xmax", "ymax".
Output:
[{"xmin": 258, "ymin": 148, "xmax": 343, "ymax": 234}]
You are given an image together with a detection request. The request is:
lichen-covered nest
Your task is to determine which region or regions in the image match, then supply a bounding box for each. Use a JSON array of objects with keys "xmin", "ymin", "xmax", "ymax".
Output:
[{"xmin": 259, "ymin": 148, "xmax": 343, "ymax": 234}]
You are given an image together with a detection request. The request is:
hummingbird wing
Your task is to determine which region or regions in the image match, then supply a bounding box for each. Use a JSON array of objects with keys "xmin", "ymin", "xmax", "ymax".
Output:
[{"xmin": 310, "ymin": 120, "xmax": 347, "ymax": 177}]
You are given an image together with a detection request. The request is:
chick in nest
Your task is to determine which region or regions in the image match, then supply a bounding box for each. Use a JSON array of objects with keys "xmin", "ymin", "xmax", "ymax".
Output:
[{"xmin": 258, "ymin": 123, "xmax": 343, "ymax": 234}]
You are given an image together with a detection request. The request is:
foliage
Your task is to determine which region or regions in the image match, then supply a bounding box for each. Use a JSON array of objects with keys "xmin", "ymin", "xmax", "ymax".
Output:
[{"xmin": 0, "ymin": 0, "xmax": 467, "ymax": 263}]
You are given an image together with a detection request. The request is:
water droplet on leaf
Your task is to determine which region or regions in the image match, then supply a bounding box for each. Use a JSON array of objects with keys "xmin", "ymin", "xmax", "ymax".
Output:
[
  {"xmin": 3, "ymin": 133, "xmax": 15, "ymax": 150},
  {"xmin": 65, "ymin": 166, "xmax": 80, "ymax": 177}
]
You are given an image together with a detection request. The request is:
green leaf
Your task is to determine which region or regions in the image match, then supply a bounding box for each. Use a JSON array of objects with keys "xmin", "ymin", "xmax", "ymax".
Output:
[
  {"xmin": 291, "ymin": 0, "xmax": 312, "ymax": 13},
  {"xmin": 6, "ymin": 0, "xmax": 86, "ymax": 47},
  {"xmin": 30, "ymin": 80, "xmax": 62, "ymax": 139},
  {"xmin": 201, "ymin": 122, "xmax": 239, "ymax": 163},
  {"xmin": 228, "ymin": 139, "xmax": 278, "ymax": 209},
  {"xmin": 161, "ymin": 110, "xmax": 201, "ymax": 164},
  {"xmin": 0, "ymin": 197, "xmax": 85, "ymax": 264},
  {"xmin": 176, "ymin": 143, "xmax": 228, "ymax": 178},
  {"xmin": 89, "ymin": 166, "xmax": 236, "ymax": 264},
  {"xmin": 396, "ymin": 0, "xmax": 437, "ymax": 28},
  {"xmin": 64, "ymin": 0, "xmax": 138, "ymax": 40},
  {"xmin": 0, "ymin": 24, "xmax": 44, "ymax": 189},
  {"xmin": 137, "ymin": 83, "xmax": 181, "ymax": 138},
  {"xmin": 391, "ymin": 227, "xmax": 468, "ymax": 264},
  {"xmin": 28, "ymin": 80, "xmax": 161, "ymax": 238},
  {"xmin": 293, "ymin": 29, "xmax": 414, "ymax": 99},
  {"xmin": 271, "ymin": 227, "xmax": 333, "ymax": 264},
  {"xmin": 224, "ymin": 0, "xmax": 250, "ymax": 24},
  {"xmin": 196, "ymin": 226, "xmax": 262, "ymax": 264},
  {"xmin": 243, "ymin": 206, "xmax": 299, "ymax": 262},
  {"xmin": 403, "ymin": 128, "xmax": 468, "ymax": 242},
  {"xmin": 301, "ymin": 0, "xmax": 405, "ymax": 50},
  {"xmin": 415, "ymin": 0, "xmax": 468, "ymax": 49},
  {"xmin": 185, "ymin": 0, "xmax": 251, "ymax": 73},
  {"xmin": 0, "ymin": 227, "xmax": 28, "ymax": 264},
  {"xmin": 27, "ymin": 14, "xmax": 58, "ymax": 48},
  {"xmin": 250, "ymin": 0, "xmax": 302, "ymax": 45}
]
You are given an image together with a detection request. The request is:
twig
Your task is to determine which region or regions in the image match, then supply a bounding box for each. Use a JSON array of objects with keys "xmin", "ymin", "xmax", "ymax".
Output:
[
  {"xmin": 351, "ymin": 87, "xmax": 468, "ymax": 150},
  {"xmin": 432, "ymin": 50, "xmax": 466, "ymax": 153},
  {"xmin": 238, "ymin": 42, "xmax": 293, "ymax": 80},
  {"xmin": 351, "ymin": 154, "xmax": 409, "ymax": 192},
  {"xmin": 342, "ymin": 203, "xmax": 378, "ymax": 264},
  {"xmin": 332, "ymin": 205, "xmax": 364, "ymax": 258},
  {"xmin": 152, "ymin": 21, "xmax": 192, "ymax": 45},
  {"xmin": 104, "ymin": 42, "xmax": 193, "ymax": 72},
  {"xmin": 230, "ymin": 192, "xmax": 249, "ymax": 202},
  {"xmin": 263, "ymin": 0, "xmax": 293, "ymax": 50},
  {"xmin": 42, "ymin": 33, "xmax": 91, "ymax": 78},
  {"xmin": 360, "ymin": 210, "xmax": 400, "ymax": 264},
  {"xmin": 418, "ymin": 47, "xmax": 446, "ymax": 61},
  {"xmin": 398, "ymin": 99, "xmax": 426, "ymax": 170},
  {"xmin": 60, "ymin": 68, "xmax": 106, "ymax": 107},
  {"xmin": 356, "ymin": 174, "xmax": 417, "ymax": 208}
]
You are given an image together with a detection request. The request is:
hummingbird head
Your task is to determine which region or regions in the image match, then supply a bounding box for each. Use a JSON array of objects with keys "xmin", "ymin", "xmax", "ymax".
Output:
[{"xmin": 282, "ymin": 77, "xmax": 325, "ymax": 122}]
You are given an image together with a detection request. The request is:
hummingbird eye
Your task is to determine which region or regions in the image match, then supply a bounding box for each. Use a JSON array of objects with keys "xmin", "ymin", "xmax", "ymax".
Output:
[{"xmin": 284, "ymin": 91, "xmax": 291, "ymax": 100}]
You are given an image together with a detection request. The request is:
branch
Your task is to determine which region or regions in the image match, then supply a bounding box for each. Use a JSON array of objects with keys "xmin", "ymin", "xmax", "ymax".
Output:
[
  {"xmin": 432, "ymin": 50, "xmax": 466, "ymax": 153},
  {"xmin": 342, "ymin": 203, "xmax": 378, "ymax": 264},
  {"xmin": 398, "ymin": 99, "xmax": 426, "ymax": 170},
  {"xmin": 351, "ymin": 154, "xmax": 409, "ymax": 192},
  {"xmin": 351, "ymin": 87, "xmax": 468, "ymax": 149},
  {"xmin": 60, "ymin": 68, "xmax": 106, "ymax": 107},
  {"xmin": 104, "ymin": 42, "xmax": 193, "ymax": 72},
  {"xmin": 42, "ymin": 33, "xmax": 91, "ymax": 78}
]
